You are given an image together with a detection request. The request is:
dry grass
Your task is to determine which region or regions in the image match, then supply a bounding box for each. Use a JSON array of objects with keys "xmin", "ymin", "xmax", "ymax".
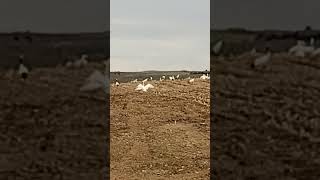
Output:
[{"xmin": 111, "ymin": 79, "xmax": 210, "ymax": 179}]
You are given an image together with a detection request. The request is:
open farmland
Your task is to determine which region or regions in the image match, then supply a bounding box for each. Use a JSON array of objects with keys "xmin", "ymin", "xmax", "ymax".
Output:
[
  {"xmin": 111, "ymin": 77, "xmax": 210, "ymax": 179},
  {"xmin": 212, "ymin": 53, "xmax": 320, "ymax": 179},
  {"xmin": 0, "ymin": 62, "xmax": 109, "ymax": 179}
]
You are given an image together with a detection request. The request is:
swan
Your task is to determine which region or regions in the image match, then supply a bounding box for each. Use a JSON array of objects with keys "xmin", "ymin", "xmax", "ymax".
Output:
[
  {"xmin": 73, "ymin": 54, "xmax": 88, "ymax": 68},
  {"xmin": 200, "ymin": 74, "xmax": 210, "ymax": 80},
  {"xmin": 17, "ymin": 59, "xmax": 29, "ymax": 80},
  {"xmin": 212, "ymin": 40, "xmax": 223, "ymax": 55},
  {"xmin": 142, "ymin": 78, "xmax": 148, "ymax": 84},
  {"xmin": 169, "ymin": 76, "xmax": 175, "ymax": 81},
  {"xmin": 251, "ymin": 48, "xmax": 271, "ymax": 68},
  {"xmin": 80, "ymin": 70, "xmax": 108, "ymax": 93},
  {"xmin": 115, "ymin": 79, "xmax": 120, "ymax": 86},
  {"xmin": 189, "ymin": 78, "xmax": 195, "ymax": 83},
  {"xmin": 135, "ymin": 83, "xmax": 154, "ymax": 92},
  {"xmin": 250, "ymin": 48, "xmax": 257, "ymax": 55}
]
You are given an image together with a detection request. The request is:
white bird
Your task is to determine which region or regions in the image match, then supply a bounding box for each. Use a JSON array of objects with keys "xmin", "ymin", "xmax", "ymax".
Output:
[
  {"xmin": 212, "ymin": 40, "xmax": 223, "ymax": 55},
  {"xmin": 142, "ymin": 78, "xmax": 148, "ymax": 84},
  {"xmin": 169, "ymin": 76, "xmax": 175, "ymax": 81},
  {"xmin": 73, "ymin": 54, "xmax": 88, "ymax": 68},
  {"xmin": 200, "ymin": 74, "xmax": 210, "ymax": 80},
  {"xmin": 135, "ymin": 83, "xmax": 154, "ymax": 92},
  {"xmin": 131, "ymin": 79, "xmax": 138, "ymax": 83},
  {"xmin": 250, "ymin": 48, "xmax": 257, "ymax": 55},
  {"xmin": 189, "ymin": 78, "xmax": 195, "ymax": 83},
  {"xmin": 162, "ymin": 75, "xmax": 165, "ymax": 80},
  {"xmin": 115, "ymin": 80, "xmax": 120, "ymax": 86},
  {"xmin": 18, "ymin": 62, "xmax": 29, "ymax": 80},
  {"xmin": 150, "ymin": 77, "xmax": 153, "ymax": 80},
  {"xmin": 80, "ymin": 70, "xmax": 108, "ymax": 93},
  {"xmin": 310, "ymin": 37, "xmax": 315, "ymax": 46},
  {"xmin": 176, "ymin": 74, "xmax": 180, "ymax": 79},
  {"xmin": 65, "ymin": 61, "xmax": 73, "ymax": 68},
  {"xmin": 252, "ymin": 49, "xmax": 271, "ymax": 68}
]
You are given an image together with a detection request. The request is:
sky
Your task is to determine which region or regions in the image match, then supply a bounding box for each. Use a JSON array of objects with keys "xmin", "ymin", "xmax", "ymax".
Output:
[
  {"xmin": 110, "ymin": 0, "xmax": 210, "ymax": 72},
  {"xmin": 212, "ymin": 0, "xmax": 320, "ymax": 30},
  {"xmin": 0, "ymin": 0, "xmax": 108, "ymax": 32}
]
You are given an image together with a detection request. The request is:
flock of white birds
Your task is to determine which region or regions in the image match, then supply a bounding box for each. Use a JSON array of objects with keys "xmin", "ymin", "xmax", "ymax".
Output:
[
  {"xmin": 111, "ymin": 73, "xmax": 210, "ymax": 93},
  {"xmin": 213, "ymin": 37, "xmax": 320, "ymax": 68},
  {"xmin": 5, "ymin": 53, "xmax": 210, "ymax": 94}
]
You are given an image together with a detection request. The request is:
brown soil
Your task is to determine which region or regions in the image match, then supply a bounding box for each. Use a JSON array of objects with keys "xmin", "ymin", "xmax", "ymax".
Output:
[
  {"xmin": 0, "ymin": 63, "xmax": 108, "ymax": 179},
  {"xmin": 110, "ymin": 79, "xmax": 210, "ymax": 179},
  {"xmin": 212, "ymin": 53, "xmax": 320, "ymax": 179}
]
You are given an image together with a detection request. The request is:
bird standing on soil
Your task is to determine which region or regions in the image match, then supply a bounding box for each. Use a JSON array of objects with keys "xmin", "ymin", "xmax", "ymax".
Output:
[
  {"xmin": 142, "ymin": 78, "xmax": 148, "ymax": 85},
  {"xmin": 251, "ymin": 47, "xmax": 271, "ymax": 69},
  {"xmin": 135, "ymin": 83, "xmax": 154, "ymax": 92},
  {"xmin": 17, "ymin": 56, "xmax": 29, "ymax": 80},
  {"xmin": 169, "ymin": 76, "xmax": 175, "ymax": 81},
  {"xmin": 115, "ymin": 79, "xmax": 120, "ymax": 86},
  {"xmin": 212, "ymin": 40, "xmax": 223, "ymax": 55},
  {"xmin": 189, "ymin": 78, "xmax": 195, "ymax": 83},
  {"xmin": 200, "ymin": 74, "xmax": 210, "ymax": 80},
  {"xmin": 80, "ymin": 70, "xmax": 108, "ymax": 93}
]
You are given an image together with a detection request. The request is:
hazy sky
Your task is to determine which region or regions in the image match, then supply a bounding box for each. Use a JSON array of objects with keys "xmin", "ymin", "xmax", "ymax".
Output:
[
  {"xmin": 111, "ymin": 0, "xmax": 210, "ymax": 72},
  {"xmin": 0, "ymin": 0, "xmax": 108, "ymax": 32},
  {"xmin": 212, "ymin": 0, "xmax": 320, "ymax": 30}
]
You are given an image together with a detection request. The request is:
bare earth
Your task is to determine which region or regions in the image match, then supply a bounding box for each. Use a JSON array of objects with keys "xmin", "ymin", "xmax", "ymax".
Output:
[
  {"xmin": 0, "ymin": 63, "xmax": 108, "ymax": 179},
  {"xmin": 213, "ymin": 53, "xmax": 320, "ymax": 179},
  {"xmin": 111, "ymin": 79, "xmax": 210, "ymax": 179}
]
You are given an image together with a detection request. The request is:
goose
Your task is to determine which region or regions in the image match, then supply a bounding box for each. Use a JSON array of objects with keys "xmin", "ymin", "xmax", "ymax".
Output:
[
  {"xmin": 251, "ymin": 47, "xmax": 271, "ymax": 68},
  {"xmin": 310, "ymin": 37, "xmax": 315, "ymax": 46},
  {"xmin": 73, "ymin": 54, "xmax": 88, "ymax": 68},
  {"xmin": 200, "ymin": 74, "xmax": 210, "ymax": 80},
  {"xmin": 135, "ymin": 83, "xmax": 154, "ymax": 92},
  {"xmin": 17, "ymin": 58, "xmax": 29, "ymax": 80},
  {"xmin": 115, "ymin": 79, "xmax": 120, "ymax": 86},
  {"xmin": 65, "ymin": 61, "xmax": 73, "ymax": 68},
  {"xmin": 212, "ymin": 40, "xmax": 223, "ymax": 55},
  {"xmin": 142, "ymin": 78, "xmax": 148, "ymax": 84},
  {"xmin": 80, "ymin": 70, "xmax": 108, "ymax": 93}
]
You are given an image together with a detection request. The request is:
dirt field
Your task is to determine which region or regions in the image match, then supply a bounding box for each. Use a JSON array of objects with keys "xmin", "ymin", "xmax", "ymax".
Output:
[
  {"xmin": 110, "ymin": 78, "xmax": 210, "ymax": 179},
  {"xmin": 0, "ymin": 63, "xmax": 109, "ymax": 179},
  {"xmin": 212, "ymin": 53, "xmax": 320, "ymax": 179}
]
